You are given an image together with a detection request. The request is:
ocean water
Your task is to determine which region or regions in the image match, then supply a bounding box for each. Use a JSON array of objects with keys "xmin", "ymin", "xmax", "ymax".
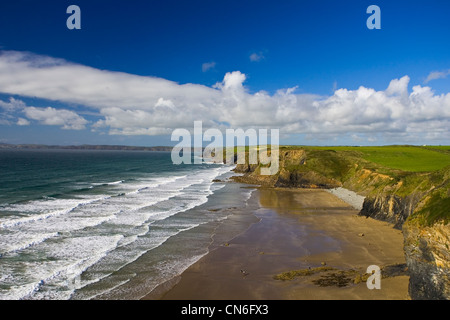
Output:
[{"xmin": 0, "ymin": 149, "xmax": 254, "ymax": 300}]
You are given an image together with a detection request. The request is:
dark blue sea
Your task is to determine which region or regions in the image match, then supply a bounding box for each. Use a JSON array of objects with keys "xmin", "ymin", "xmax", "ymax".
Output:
[{"xmin": 0, "ymin": 149, "xmax": 253, "ymax": 299}]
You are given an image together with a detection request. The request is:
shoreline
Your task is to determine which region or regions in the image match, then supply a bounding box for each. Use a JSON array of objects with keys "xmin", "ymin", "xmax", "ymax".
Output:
[{"xmin": 144, "ymin": 184, "xmax": 409, "ymax": 300}]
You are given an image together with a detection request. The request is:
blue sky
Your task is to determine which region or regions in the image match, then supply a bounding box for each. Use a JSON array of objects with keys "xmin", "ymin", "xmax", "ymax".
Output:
[{"xmin": 0, "ymin": 0, "xmax": 449, "ymax": 146}]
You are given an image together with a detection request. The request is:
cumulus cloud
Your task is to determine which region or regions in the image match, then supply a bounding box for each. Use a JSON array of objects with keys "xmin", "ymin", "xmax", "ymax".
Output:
[
  {"xmin": 0, "ymin": 97, "xmax": 25, "ymax": 126},
  {"xmin": 0, "ymin": 50, "xmax": 449, "ymax": 144},
  {"xmin": 214, "ymin": 71, "xmax": 246, "ymax": 90},
  {"xmin": 23, "ymin": 106, "xmax": 88, "ymax": 130},
  {"xmin": 0, "ymin": 94, "xmax": 88, "ymax": 130},
  {"xmin": 0, "ymin": 97, "xmax": 26, "ymax": 112},
  {"xmin": 16, "ymin": 118, "xmax": 30, "ymax": 126},
  {"xmin": 424, "ymin": 69, "xmax": 450, "ymax": 84}
]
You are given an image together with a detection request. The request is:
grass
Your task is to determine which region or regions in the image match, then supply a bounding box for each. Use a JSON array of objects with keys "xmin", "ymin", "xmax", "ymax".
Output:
[
  {"xmin": 409, "ymin": 192, "xmax": 450, "ymax": 226},
  {"xmin": 230, "ymin": 145, "xmax": 450, "ymax": 172},
  {"xmin": 422, "ymin": 145, "xmax": 450, "ymax": 152},
  {"xmin": 301, "ymin": 149, "xmax": 354, "ymax": 180},
  {"xmin": 304, "ymin": 145, "xmax": 450, "ymax": 172}
]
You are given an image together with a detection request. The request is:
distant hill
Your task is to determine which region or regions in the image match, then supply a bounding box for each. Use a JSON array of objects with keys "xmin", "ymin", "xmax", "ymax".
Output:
[{"xmin": 0, "ymin": 143, "xmax": 173, "ymax": 152}]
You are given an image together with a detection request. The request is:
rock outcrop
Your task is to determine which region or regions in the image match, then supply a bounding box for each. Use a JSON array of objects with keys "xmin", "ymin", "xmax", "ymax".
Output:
[
  {"xmin": 232, "ymin": 148, "xmax": 341, "ymax": 188},
  {"xmin": 403, "ymin": 222, "xmax": 450, "ymax": 299},
  {"xmin": 359, "ymin": 193, "xmax": 423, "ymax": 229}
]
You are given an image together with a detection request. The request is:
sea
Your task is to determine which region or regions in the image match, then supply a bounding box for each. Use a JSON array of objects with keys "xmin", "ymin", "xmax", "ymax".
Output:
[{"xmin": 0, "ymin": 149, "xmax": 255, "ymax": 300}]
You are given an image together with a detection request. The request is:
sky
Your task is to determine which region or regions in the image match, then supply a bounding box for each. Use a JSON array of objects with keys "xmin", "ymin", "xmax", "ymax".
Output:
[{"xmin": 0, "ymin": 0, "xmax": 449, "ymax": 146}]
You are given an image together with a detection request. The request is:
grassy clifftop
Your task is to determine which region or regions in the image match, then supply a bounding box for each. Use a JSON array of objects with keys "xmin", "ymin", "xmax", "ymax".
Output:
[
  {"xmin": 302, "ymin": 145, "xmax": 450, "ymax": 172},
  {"xmin": 233, "ymin": 145, "xmax": 450, "ymax": 226},
  {"xmin": 301, "ymin": 145, "xmax": 450, "ymax": 227}
]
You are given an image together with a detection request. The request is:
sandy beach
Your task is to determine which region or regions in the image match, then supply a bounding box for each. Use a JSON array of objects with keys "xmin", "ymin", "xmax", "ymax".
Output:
[{"xmin": 146, "ymin": 185, "xmax": 409, "ymax": 300}]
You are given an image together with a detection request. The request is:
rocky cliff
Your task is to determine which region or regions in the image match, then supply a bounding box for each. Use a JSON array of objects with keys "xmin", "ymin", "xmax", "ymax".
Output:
[
  {"xmin": 233, "ymin": 148, "xmax": 342, "ymax": 188},
  {"xmin": 232, "ymin": 147, "xmax": 450, "ymax": 299},
  {"xmin": 403, "ymin": 221, "xmax": 450, "ymax": 299},
  {"xmin": 358, "ymin": 166, "xmax": 450, "ymax": 299}
]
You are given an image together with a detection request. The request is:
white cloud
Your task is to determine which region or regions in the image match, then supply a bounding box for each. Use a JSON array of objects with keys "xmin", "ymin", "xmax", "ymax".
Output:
[
  {"xmin": 215, "ymin": 71, "xmax": 246, "ymax": 90},
  {"xmin": 16, "ymin": 117, "xmax": 30, "ymax": 126},
  {"xmin": 386, "ymin": 75, "xmax": 409, "ymax": 97},
  {"xmin": 202, "ymin": 61, "xmax": 216, "ymax": 72},
  {"xmin": 424, "ymin": 69, "xmax": 450, "ymax": 84},
  {"xmin": 0, "ymin": 97, "xmax": 26, "ymax": 111},
  {"xmin": 155, "ymin": 97, "xmax": 175, "ymax": 110},
  {"xmin": 0, "ymin": 51, "xmax": 220, "ymax": 111},
  {"xmin": 0, "ymin": 92, "xmax": 88, "ymax": 130},
  {"xmin": 23, "ymin": 106, "xmax": 88, "ymax": 130},
  {"xmin": 0, "ymin": 51, "xmax": 449, "ymax": 144}
]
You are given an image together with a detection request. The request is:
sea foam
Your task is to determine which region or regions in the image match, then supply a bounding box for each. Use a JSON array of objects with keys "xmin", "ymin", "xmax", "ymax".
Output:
[{"xmin": 0, "ymin": 163, "xmax": 234, "ymax": 300}]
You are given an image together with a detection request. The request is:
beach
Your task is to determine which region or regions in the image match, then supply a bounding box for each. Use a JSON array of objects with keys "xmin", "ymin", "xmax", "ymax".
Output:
[{"xmin": 148, "ymin": 185, "xmax": 409, "ymax": 300}]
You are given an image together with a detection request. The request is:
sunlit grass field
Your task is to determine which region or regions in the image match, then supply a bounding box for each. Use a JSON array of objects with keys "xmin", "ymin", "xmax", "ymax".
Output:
[{"xmin": 301, "ymin": 145, "xmax": 450, "ymax": 172}]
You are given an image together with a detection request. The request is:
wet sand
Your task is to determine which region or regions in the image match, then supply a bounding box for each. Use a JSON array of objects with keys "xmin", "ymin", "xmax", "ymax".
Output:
[{"xmin": 147, "ymin": 186, "xmax": 409, "ymax": 300}]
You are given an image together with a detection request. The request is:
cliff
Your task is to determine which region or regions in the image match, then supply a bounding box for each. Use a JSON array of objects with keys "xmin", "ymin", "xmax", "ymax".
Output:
[
  {"xmin": 232, "ymin": 146, "xmax": 450, "ymax": 299},
  {"xmin": 403, "ymin": 221, "xmax": 450, "ymax": 299},
  {"xmin": 232, "ymin": 148, "xmax": 343, "ymax": 188}
]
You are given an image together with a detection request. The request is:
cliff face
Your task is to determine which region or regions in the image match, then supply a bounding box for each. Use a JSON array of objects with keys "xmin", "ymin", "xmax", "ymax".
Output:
[
  {"xmin": 232, "ymin": 147, "xmax": 450, "ymax": 300},
  {"xmin": 359, "ymin": 167, "xmax": 450, "ymax": 299},
  {"xmin": 362, "ymin": 188, "xmax": 450, "ymax": 299},
  {"xmin": 233, "ymin": 148, "xmax": 342, "ymax": 188},
  {"xmin": 359, "ymin": 193, "xmax": 423, "ymax": 229},
  {"xmin": 403, "ymin": 222, "xmax": 450, "ymax": 299}
]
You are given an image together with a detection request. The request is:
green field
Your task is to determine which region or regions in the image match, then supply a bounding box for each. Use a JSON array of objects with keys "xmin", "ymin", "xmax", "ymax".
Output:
[{"xmin": 303, "ymin": 145, "xmax": 450, "ymax": 172}]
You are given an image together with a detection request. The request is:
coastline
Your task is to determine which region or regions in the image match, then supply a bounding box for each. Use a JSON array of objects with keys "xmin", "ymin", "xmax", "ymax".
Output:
[{"xmin": 144, "ymin": 183, "xmax": 409, "ymax": 300}]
